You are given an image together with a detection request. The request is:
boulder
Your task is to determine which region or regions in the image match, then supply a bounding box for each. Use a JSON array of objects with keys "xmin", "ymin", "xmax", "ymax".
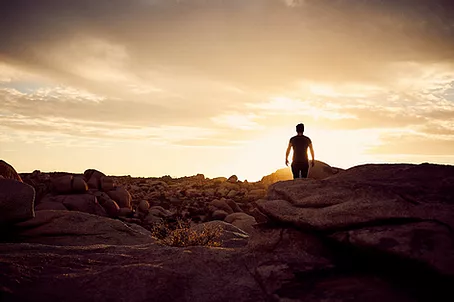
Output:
[
  {"xmin": 212, "ymin": 177, "xmax": 227, "ymax": 184},
  {"xmin": 210, "ymin": 199, "xmax": 233, "ymax": 214},
  {"xmin": 107, "ymin": 186, "xmax": 132, "ymax": 209},
  {"xmin": 257, "ymin": 163, "xmax": 454, "ymax": 277},
  {"xmin": 148, "ymin": 206, "xmax": 171, "ymax": 218},
  {"xmin": 212, "ymin": 210, "xmax": 229, "ymax": 220},
  {"xmin": 8, "ymin": 210, "xmax": 153, "ymax": 246},
  {"xmin": 72, "ymin": 177, "xmax": 89, "ymax": 193},
  {"xmin": 308, "ymin": 160, "xmax": 343, "ymax": 180},
  {"xmin": 51, "ymin": 175, "xmax": 73, "ymax": 194},
  {"xmin": 228, "ymin": 175, "xmax": 238, "ymax": 183},
  {"xmin": 226, "ymin": 190, "xmax": 238, "ymax": 198},
  {"xmin": 224, "ymin": 213, "xmax": 257, "ymax": 234},
  {"xmin": 250, "ymin": 208, "xmax": 268, "ymax": 224},
  {"xmin": 118, "ymin": 207, "xmax": 134, "ymax": 217},
  {"xmin": 35, "ymin": 202, "xmax": 68, "ymax": 211},
  {"xmin": 51, "ymin": 175, "xmax": 88, "ymax": 194},
  {"xmin": 0, "ymin": 160, "xmax": 22, "ymax": 182},
  {"xmin": 100, "ymin": 176, "xmax": 115, "ymax": 192},
  {"xmin": 225, "ymin": 199, "xmax": 243, "ymax": 213},
  {"xmin": 93, "ymin": 191, "xmax": 120, "ymax": 217},
  {"xmin": 44, "ymin": 194, "xmax": 108, "ymax": 217},
  {"xmin": 138, "ymin": 200, "xmax": 150, "ymax": 213},
  {"xmin": 83, "ymin": 169, "xmax": 106, "ymax": 190},
  {"xmin": 0, "ymin": 179, "xmax": 35, "ymax": 224},
  {"xmin": 247, "ymin": 188, "xmax": 266, "ymax": 201}
]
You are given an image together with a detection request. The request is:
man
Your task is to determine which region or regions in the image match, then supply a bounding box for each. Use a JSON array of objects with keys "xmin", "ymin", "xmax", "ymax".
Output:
[{"xmin": 285, "ymin": 123, "xmax": 315, "ymax": 179}]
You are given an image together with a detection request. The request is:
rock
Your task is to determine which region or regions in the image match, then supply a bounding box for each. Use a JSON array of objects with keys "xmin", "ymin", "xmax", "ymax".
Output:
[
  {"xmin": 308, "ymin": 160, "xmax": 343, "ymax": 180},
  {"xmin": 250, "ymin": 208, "xmax": 268, "ymax": 224},
  {"xmin": 83, "ymin": 169, "xmax": 106, "ymax": 190},
  {"xmin": 0, "ymin": 179, "xmax": 35, "ymax": 224},
  {"xmin": 35, "ymin": 202, "xmax": 68, "ymax": 211},
  {"xmin": 2, "ymin": 164, "xmax": 454, "ymax": 302},
  {"xmin": 331, "ymin": 221, "xmax": 454, "ymax": 277},
  {"xmin": 212, "ymin": 210, "xmax": 229, "ymax": 220},
  {"xmin": 58, "ymin": 194, "xmax": 108, "ymax": 217},
  {"xmin": 149, "ymin": 180, "xmax": 169, "ymax": 190},
  {"xmin": 257, "ymin": 163, "xmax": 454, "ymax": 277},
  {"xmin": 9, "ymin": 210, "xmax": 154, "ymax": 246},
  {"xmin": 72, "ymin": 177, "xmax": 89, "ymax": 193},
  {"xmin": 138, "ymin": 200, "xmax": 150, "ymax": 213},
  {"xmin": 203, "ymin": 188, "xmax": 216, "ymax": 197},
  {"xmin": 227, "ymin": 190, "xmax": 238, "ymax": 198},
  {"xmin": 228, "ymin": 175, "xmax": 238, "ymax": 183},
  {"xmin": 225, "ymin": 199, "xmax": 243, "ymax": 213},
  {"xmin": 0, "ymin": 160, "xmax": 22, "ymax": 182},
  {"xmin": 216, "ymin": 187, "xmax": 229, "ymax": 197},
  {"xmin": 212, "ymin": 177, "xmax": 227, "ymax": 184},
  {"xmin": 107, "ymin": 186, "xmax": 132, "ymax": 209},
  {"xmin": 144, "ymin": 212, "xmax": 163, "ymax": 224},
  {"xmin": 100, "ymin": 176, "xmax": 115, "ymax": 192},
  {"xmin": 51, "ymin": 175, "xmax": 88, "ymax": 194},
  {"xmin": 118, "ymin": 207, "xmax": 134, "ymax": 217},
  {"xmin": 247, "ymin": 189, "xmax": 266, "ymax": 201},
  {"xmin": 148, "ymin": 206, "xmax": 171, "ymax": 218},
  {"xmin": 210, "ymin": 199, "xmax": 233, "ymax": 214},
  {"xmin": 93, "ymin": 191, "xmax": 120, "ymax": 217},
  {"xmin": 51, "ymin": 175, "xmax": 73, "ymax": 194},
  {"xmin": 225, "ymin": 213, "xmax": 257, "ymax": 233}
]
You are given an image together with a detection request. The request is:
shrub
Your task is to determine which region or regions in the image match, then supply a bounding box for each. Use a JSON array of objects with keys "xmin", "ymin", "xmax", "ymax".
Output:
[{"xmin": 150, "ymin": 218, "xmax": 223, "ymax": 247}]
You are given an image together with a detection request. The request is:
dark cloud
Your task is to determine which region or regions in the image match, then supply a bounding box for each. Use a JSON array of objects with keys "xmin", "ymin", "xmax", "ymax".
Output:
[{"xmin": 1, "ymin": 0, "xmax": 454, "ymax": 89}]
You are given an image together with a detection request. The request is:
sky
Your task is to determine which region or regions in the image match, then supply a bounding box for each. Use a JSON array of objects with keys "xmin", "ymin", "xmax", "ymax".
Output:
[{"xmin": 1, "ymin": 0, "xmax": 454, "ymax": 181}]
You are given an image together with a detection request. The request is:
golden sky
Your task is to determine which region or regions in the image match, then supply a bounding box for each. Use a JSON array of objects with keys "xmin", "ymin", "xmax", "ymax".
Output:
[{"xmin": 1, "ymin": 0, "xmax": 454, "ymax": 181}]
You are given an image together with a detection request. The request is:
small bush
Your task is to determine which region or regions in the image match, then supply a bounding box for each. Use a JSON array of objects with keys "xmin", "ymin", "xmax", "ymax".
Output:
[{"xmin": 150, "ymin": 218, "xmax": 223, "ymax": 247}]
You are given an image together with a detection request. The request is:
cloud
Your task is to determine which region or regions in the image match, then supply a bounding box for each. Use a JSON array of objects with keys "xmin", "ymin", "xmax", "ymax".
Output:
[
  {"xmin": 1, "ymin": 0, "xmax": 454, "ymax": 90},
  {"xmin": 1, "ymin": 0, "xmax": 454, "ymax": 168}
]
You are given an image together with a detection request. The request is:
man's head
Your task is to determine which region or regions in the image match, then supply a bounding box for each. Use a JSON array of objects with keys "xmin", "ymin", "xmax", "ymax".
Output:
[{"xmin": 296, "ymin": 123, "xmax": 305, "ymax": 134}]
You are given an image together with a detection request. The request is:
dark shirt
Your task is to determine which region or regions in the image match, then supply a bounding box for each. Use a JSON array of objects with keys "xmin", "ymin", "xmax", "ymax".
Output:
[{"xmin": 290, "ymin": 135, "xmax": 312, "ymax": 163}]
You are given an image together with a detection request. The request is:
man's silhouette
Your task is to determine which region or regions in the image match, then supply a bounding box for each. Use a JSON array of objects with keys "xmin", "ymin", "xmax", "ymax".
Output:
[{"xmin": 285, "ymin": 123, "xmax": 315, "ymax": 179}]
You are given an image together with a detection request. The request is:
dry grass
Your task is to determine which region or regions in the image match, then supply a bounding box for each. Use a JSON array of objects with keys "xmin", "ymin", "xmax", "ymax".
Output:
[{"xmin": 150, "ymin": 218, "xmax": 223, "ymax": 247}]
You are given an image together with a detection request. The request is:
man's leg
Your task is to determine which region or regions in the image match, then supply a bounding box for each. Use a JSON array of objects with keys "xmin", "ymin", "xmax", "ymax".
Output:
[
  {"xmin": 291, "ymin": 163, "xmax": 300, "ymax": 179},
  {"xmin": 300, "ymin": 162, "xmax": 309, "ymax": 178}
]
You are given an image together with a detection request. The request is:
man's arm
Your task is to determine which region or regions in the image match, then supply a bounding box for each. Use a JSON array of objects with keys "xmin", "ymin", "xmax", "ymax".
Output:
[
  {"xmin": 309, "ymin": 143, "xmax": 315, "ymax": 167},
  {"xmin": 285, "ymin": 142, "xmax": 292, "ymax": 166}
]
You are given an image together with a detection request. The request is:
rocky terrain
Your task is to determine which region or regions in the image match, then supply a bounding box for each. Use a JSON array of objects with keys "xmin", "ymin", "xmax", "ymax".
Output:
[{"xmin": 1, "ymin": 159, "xmax": 453, "ymax": 301}]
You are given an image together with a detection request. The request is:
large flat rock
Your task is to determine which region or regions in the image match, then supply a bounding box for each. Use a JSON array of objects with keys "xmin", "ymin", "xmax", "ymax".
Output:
[
  {"xmin": 257, "ymin": 164, "xmax": 454, "ymax": 276},
  {"xmin": 0, "ymin": 226, "xmax": 422, "ymax": 302},
  {"xmin": 5, "ymin": 210, "xmax": 154, "ymax": 246}
]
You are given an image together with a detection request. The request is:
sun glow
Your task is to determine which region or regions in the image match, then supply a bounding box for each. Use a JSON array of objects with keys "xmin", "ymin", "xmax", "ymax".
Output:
[{"xmin": 230, "ymin": 127, "xmax": 383, "ymax": 181}]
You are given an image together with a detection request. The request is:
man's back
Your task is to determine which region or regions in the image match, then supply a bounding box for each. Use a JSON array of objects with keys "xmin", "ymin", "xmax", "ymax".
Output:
[{"xmin": 290, "ymin": 135, "xmax": 312, "ymax": 163}]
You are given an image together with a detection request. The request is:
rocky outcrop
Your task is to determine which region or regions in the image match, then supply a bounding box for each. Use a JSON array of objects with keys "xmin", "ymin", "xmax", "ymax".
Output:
[
  {"xmin": 6, "ymin": 210, "xmax": 153, "ymax": 246},
  {"xmin": 257, "ymin": 163, "xmax": 454, "ymax": 278},
  {"xmin": 2, "ymin": 163, "xmax": 454, "ymax": 301},
  {"xmin": 0, "ymin": 179, "xmax": 35, "ymax": 224},
  {"xmin": 0, "ymin": 160, "xmax": 22, "ymax": 182},
  {"xmin": 51, "ymin": 175, "xmax": 88, "ymax": 194}
]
